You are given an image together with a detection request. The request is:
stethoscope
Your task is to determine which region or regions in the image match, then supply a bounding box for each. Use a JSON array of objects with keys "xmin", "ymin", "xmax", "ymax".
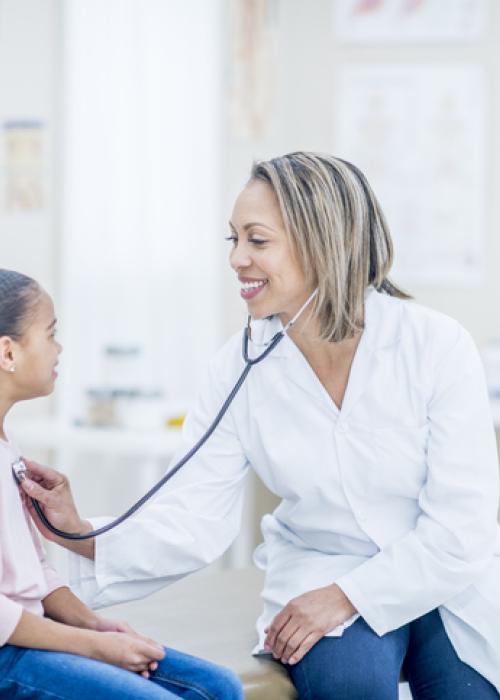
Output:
[{"xmin": 12, "ymin": 289, "xmax": 318, "ymax": 541}]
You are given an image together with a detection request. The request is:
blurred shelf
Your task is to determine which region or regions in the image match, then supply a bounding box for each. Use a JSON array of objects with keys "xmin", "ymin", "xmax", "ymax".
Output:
[
  {"xmin": 6, "ymin": 417, "xmax": 183, "ymax": 457},
  {"xmin": 7, "ymin": 400, "xmax": 500, "ymax": 462}
]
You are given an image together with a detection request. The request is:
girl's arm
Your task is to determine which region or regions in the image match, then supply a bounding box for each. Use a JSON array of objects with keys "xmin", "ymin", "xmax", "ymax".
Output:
[
  {"xmin": 7, "ymin": 607, "xmax": 165, "ymax": 674},
  {"xmin": 43, "ymin": 585, "xmax": 101, "ymax": 629},
  {"xmin": 42, "ymin": 585, "xmax": 151, "ymax": 639},
  {"xmin": 10, "ymin": 607, "xmax": 103, "ymax": 655}
]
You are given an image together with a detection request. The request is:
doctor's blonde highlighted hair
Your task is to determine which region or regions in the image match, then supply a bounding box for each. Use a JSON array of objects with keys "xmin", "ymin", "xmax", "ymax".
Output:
[{"xmin": 250, "ymin": 152, "xmax": 410, "ymax": 343}]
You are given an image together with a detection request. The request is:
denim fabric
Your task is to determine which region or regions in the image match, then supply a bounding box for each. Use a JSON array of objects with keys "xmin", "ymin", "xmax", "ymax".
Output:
[
  {"xmin": 284, "ymin": 609, "xmax": 499, "ymax": 700},
  {"xmin": 0, "ymin": 644, "xmax": 243, "ymax": 700}
]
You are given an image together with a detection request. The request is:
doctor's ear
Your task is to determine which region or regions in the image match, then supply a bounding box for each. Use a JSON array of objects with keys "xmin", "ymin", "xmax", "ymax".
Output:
[{"xmin": 0, "ymin": 336, "xmax": 17, "ymax": 374}]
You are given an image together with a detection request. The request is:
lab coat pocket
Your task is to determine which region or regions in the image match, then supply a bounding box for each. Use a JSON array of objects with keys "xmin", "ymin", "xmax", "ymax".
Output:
[{"xmin": 369, "ymin": 422, "xmax": 429, "ymax": 498}]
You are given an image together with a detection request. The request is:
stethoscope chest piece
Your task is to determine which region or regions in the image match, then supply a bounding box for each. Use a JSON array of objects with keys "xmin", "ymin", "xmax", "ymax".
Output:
[{"xmin": 12, "ymin": 458, "xmax": 28, "ymax": 485}]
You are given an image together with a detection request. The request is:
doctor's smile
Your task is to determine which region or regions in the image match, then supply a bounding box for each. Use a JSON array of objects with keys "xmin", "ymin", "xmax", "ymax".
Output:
[
  {"xmin": 238, "ymin": 276, "xmax": 268, "ymax": 301},
  {"xmin": 2, "ymin": 151, "xmax": 500, "ymax": 700}
]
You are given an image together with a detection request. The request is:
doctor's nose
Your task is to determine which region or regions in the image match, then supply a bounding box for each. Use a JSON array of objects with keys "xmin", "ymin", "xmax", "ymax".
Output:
[{"xmin": 229, "ymin": 243, "xmax": 253, "ymax": 271}]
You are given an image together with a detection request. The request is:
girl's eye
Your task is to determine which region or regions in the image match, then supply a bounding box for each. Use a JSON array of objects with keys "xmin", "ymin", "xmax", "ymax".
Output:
[
  {"xmin": 249, "ymin": 239, "xmax": 266, "ymax": 246},
  {"xmin": 225, "ymin": 235, "xmax": 237, "ymax": 244}
]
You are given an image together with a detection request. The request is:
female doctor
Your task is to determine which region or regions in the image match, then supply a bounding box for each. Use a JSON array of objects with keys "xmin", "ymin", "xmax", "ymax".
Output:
[{"xmin": 22, "ymin": 152, "xmax": 500, "ymax": 699}]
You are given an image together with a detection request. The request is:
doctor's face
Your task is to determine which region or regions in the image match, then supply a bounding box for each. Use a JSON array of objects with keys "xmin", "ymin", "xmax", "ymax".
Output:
[{"xmin": 228, "ymin": 180, "xmax": 313, "ymax": 323}]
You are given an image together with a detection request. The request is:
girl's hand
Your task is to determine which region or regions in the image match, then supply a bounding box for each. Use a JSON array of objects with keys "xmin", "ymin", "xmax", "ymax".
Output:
[
  {"xmin": 93, "ymin": 616, "xmax": 137, "ymax": 635},
  {"xmin": 91, "ymin": 631, "xmax": 165, "ymax": 677},
  {"xmin": 264, "ymin": 584, "xmax": 357, "ymax": 666},
  {"xmin": 20, "ymin": 460, "xmax": 87, "ymax": 539},
  {"xmin": 92, "ymin": 616, "xmax": 161, "ymax": 678}
]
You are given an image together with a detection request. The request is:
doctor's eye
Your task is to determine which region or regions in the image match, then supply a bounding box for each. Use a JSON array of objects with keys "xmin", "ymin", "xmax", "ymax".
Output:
[{"xmin": 225, "ymin": 235, "xmax": 238, "ymax": 245}]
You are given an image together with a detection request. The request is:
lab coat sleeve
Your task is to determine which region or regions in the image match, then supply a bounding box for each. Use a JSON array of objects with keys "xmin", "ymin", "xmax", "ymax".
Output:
[
  {"xmin": 68, "ymin": 355, "xmax": 249, "ymax": 609},
  {"xmin": 336, "ymin": 326, "xmax": 499, "ymax": 636}
]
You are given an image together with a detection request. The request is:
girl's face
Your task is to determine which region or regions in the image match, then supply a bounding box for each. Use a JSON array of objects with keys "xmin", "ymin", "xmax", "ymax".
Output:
[
  {"xmin": 228, "ymin": 180, "xmax": 314, "ymax": 323},
  {"xmin": 10, "ymin": 291, "xmax": 62, "ymax": 400}
]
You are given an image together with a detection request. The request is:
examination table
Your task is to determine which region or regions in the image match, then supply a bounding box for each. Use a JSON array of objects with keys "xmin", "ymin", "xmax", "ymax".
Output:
[{"xmin": 105, "ymin": 567, "xmax": 408, "ymax": 699}]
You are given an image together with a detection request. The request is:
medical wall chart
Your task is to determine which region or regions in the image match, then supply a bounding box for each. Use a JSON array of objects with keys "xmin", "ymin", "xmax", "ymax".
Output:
[
  {"xmin": 332, "ymin": 0, "xmax": 489, "ymax": 43},
  {"xmin": 333, "ymin": 65, "xmax": 486, "ymax": 286},
  {"xmin": 229, "ymin": 0, "xmax": 277, "ymax": 140},
  {"xmin": 3, "ymin": 120, "xmax": 45, "ymax": 212}
]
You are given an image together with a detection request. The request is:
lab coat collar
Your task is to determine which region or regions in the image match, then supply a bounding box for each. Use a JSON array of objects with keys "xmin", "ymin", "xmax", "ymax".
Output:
[
  {"xmin": 361, "ymin": 285, "xmax": 402, "ymax": 350},
  {"xmin": 251, "ymin": 287, "xmax": 403, "ymax": 417},
  {"xmin": 247, "ymin": 286, "xmax": 402, "ymax": 360},
  {"xmin": 338, "ymin": 287, "xmax": 402, "ymax": 418}
]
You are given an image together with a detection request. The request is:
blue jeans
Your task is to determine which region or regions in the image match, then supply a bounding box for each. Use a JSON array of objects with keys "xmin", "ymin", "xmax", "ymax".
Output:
[
  {"xmin": 0, "ymin": 644, "xmax": 243, "ymax": 700},
  {"xmin": 284, "ymin": 609, "xmax": 499, "ymax": 700}
]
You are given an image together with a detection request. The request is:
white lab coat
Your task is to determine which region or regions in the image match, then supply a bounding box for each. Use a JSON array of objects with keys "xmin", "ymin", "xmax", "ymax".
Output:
[{"xmin": 70, "ymin": 288, "xmax": 500, "ymax": 690}]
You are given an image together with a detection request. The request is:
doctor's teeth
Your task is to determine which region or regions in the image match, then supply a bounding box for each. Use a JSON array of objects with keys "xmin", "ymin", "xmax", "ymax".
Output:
[{"xmin": 242, "ymin": 281, "xmax": 266, "ymax": 290}]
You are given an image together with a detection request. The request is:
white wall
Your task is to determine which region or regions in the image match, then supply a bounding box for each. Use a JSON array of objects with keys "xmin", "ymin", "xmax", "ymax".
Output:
[{"xmin": 59, "ymin": 0, "xmax": 224, "ymax": 421}]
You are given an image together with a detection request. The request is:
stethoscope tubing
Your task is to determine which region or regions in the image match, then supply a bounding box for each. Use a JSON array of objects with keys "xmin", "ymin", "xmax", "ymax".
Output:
[
  {"xmin": 25, "ymin": 288, "xmax": 318, "ymax": 541},
  {"xmin": 29, "ymin": 327, "xmax": 286, "ymax": 540}
]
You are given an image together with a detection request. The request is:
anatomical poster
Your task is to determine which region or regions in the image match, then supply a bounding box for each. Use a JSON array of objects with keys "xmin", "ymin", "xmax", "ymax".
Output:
[
  {"xmin": 333, "ymin": 65, "xmax": 486, "ymax": 285},
  {"xmin": 3, "ymin": 120, "xmax": 45, "ymax": 212}
]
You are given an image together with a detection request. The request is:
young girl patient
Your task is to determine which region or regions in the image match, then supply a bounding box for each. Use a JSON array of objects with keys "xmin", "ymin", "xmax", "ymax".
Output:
[{"xmin": 0, "ymin": 269, "xmax": 243, "ymax": 700}]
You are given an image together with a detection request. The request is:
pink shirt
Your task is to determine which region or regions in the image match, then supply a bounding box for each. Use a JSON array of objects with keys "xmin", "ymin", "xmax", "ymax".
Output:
[{"xmin": 0, "ymin": 437, "xmax": 64, "ymax": 645}]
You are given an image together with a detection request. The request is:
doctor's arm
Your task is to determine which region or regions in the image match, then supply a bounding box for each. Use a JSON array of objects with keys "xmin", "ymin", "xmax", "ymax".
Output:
[
  {"xmin": 23, "ymin": 357, "xmax": 249, "ymax": 609},
  {"xmin": 334, "ymin": 326, "xmax": 499, "ymax": 637}
]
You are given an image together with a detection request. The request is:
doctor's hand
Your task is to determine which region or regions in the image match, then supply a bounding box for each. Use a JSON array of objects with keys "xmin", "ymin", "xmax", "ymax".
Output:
[
  {"xmin": 264, "ymin": 584, "xmax": 357, "ymax": 666},
  {"xmin": 20, "ymin": 460, "xmax": 94, "ymax": 558}
]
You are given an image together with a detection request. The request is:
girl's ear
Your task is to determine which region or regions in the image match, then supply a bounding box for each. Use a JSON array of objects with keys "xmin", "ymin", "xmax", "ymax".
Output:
[{"xmin": 0, "ymin": 336, "xmax": 15, "ymax": 372}]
